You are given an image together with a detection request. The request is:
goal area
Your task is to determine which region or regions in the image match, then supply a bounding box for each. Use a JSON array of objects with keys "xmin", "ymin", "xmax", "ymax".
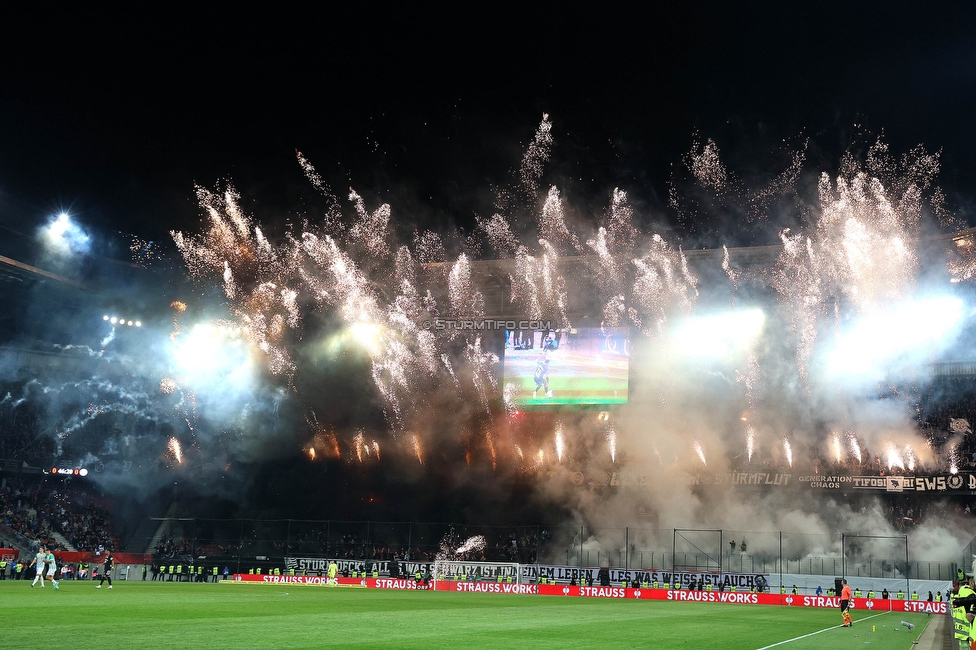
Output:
[{"xmin": 432, "ymin": 560, "xmax": 521, "ymax": 588}]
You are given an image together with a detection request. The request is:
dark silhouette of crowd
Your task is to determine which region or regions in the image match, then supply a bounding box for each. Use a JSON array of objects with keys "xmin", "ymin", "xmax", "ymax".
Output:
[{"xmin": 152, "ymin": 526, "xmax": 552, "ymax": 565}]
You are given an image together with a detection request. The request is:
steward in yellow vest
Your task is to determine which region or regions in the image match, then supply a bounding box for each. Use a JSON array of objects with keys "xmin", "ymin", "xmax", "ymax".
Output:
[{"xmin": 953, "ymin": 582, "xmax": 976, "ymax": 646}]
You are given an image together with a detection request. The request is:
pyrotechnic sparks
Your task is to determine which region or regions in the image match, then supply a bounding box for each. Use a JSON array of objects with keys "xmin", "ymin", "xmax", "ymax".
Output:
[
  {"xmin": 168, "ymin": 437, "xmax": 183, "ymax": 464},
  {"xmin": 554, "ymin": 422, "xmax": 565, "ymax": 463},
  {"xmin": 513, "ymin": 444, "xmax": 524, "ymax": 461},
  {"xmin": 153, "ymin": 115, "xmax": 965, "ymax": 485},
  {"xmin": 847, "ymin": 431, "xmax": 862, "ymax": 464},
  {"xmin": 693, "ymin": 440, "xmax": 706, "ymax": 466},
  {"xmin": 353, "ymin": 430, "xmax": 365, "ymax": 463},
  {"xmin": 519, "ymin": 114, "xmax": 553, "ymax": 200},
  {"xmin": 885, "ymin": 442, "xmax": 905, "ymax": 471},
  {"xmin": 455, "ymin": 535, "xmax": 487, "ymax": 556},
  {"xmin": 831, "ymin": 433, "xmax": 843, "ymax": 464},
  {"xmin": 949, "ymin": 446, "xmax": 960, "ymax": 475},
  {"xmin": 905, "ymin": 444, "xmax": 916, "ymax": 471},
  {"xmin": 410, "ymin": 434, "xmax": 424, "ymax": 465}
]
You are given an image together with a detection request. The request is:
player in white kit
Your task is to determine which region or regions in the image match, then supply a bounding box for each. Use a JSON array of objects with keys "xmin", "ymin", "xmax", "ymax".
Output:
[
  {"xmin": 44, "ymin": 550, "xmax": 59, "ymax": 590},
  {"xmin": 30, "ymin": 546, "xmax": 47, "ymax": 587}
]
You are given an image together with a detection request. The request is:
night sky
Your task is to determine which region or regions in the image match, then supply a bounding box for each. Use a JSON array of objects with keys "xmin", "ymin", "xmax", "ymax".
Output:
[{"xmin": 2, "ymin": 4, "xmax": 975, "ymax": 247}]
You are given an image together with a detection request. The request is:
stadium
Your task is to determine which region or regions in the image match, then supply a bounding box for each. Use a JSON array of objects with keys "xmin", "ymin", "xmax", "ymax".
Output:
[{"xmin": 4, "ymin": 5, "xmax": 976, "ymax": 649}]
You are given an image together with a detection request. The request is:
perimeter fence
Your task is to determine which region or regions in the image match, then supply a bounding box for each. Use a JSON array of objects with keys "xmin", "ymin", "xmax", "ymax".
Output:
[{"xmin": 148, "ymin": 518, "xmax": 959, "ymax": 581}]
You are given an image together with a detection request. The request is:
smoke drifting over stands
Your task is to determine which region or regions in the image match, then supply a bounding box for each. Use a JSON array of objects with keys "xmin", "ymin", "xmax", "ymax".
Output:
[{"xmin": 1, "ymin": 110, "xmax": 976, "ymax": 571}]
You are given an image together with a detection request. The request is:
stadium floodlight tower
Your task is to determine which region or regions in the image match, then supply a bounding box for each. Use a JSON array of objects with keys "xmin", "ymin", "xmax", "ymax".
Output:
[{"xmin": 431, "ymin": 560, "xmax": 522, "ymax": 590}]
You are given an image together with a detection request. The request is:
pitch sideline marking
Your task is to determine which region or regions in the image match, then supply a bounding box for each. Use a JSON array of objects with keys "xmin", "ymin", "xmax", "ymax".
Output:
[{"xmin": 754, "ymin": 611, "xmax": 888, "ymax": 649}]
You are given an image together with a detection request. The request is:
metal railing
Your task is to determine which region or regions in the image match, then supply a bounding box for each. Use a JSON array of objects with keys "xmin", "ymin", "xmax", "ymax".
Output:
[{"xmin": 147, "ymin": 518, "xmax": 959, "ymax": 581}]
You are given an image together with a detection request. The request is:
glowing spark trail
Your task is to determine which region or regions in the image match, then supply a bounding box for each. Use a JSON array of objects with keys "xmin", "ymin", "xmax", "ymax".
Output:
[
  {"xmin": 354, "ymin": 430, "xmax": 365, "ymax": 463},
  {"xmin": 847, "ymin": 431, "xmax": 862, "ymax": 464},
  {"xmin": 746, "ymin": 426, "xmax": 755, "ymax": 462},
  {"xmin": 607, "ymin": 428, "xmax": 617, "ymax": 463},
  {"xmin": 693, "ymin": 440, "xmax": 706, "ymax": 466},
  {"xmin": 169, "ymin": 437, "xmax": 183, "ymax": 464},
  {"xmin": 886, "ymin": 442, "xmax": 904, "ymax": 471},
  {"xmin": 905, "ymin": 445, "xmax": 916, "ymax": 471},
  {"xmin": 411, "ymin": 434, "xmax": 424, "ymax": 465},
  {"xmin": 455, "ymin": 535, "xmax": 487, "ymax": 556},
  {"xmin": 555, "ymin": 422, "xmax": 565, "ymax": 463},
  {"xmin": 783, "ymin": 438, "xmax": 793, "ymax": 468},
  {"xmin": 831, "ymin": 433, "xmax": 843, "ymax": 464}
]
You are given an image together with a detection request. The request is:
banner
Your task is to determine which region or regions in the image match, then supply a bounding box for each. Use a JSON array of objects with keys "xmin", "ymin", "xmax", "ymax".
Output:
[
  {"xmin": 284, "ymin": 557, "xmax": 518, "ymax": 579},
  {"xmin": 523, "ymin": 565, "xmax": 768, "ymax": 590},
  {"xmin": 283, "ymin": 557, "xmax": 765, "ymax": 590},
  {"xmin": 229, "ymin": 574, "xmax": 948, "ymax": 614},
  {"xmin": 796, "ymin": 473, "xmax": 976, "ymax": 493},
  {"xmin": 680, "ymin": 472, "xmax": 976, "ymax": 493}
]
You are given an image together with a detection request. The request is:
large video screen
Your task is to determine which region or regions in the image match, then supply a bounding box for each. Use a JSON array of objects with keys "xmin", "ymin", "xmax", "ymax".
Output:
[{"xmin": 503, "ymin": 327, "xmax": 629, "ymax": 406}]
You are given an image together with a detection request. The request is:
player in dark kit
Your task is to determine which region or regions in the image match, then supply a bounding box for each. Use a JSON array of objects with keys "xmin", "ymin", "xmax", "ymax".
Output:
[
  {"xmin": 96, "ymin": 553, "xmax": 114, "ymax": 589},
  {"xmin": 532, "ymin": 356, "xmax": 551, "ymax": 398}
]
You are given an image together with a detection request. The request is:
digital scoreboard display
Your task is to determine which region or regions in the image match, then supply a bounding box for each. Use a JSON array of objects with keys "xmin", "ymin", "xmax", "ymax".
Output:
[
  {"xmin": 503, "ymin": 327, "xmax": 629, "ymax": 406},
  {"xmin": 50, "ymin": 467, "xmax": 89, "ymax": 476}
]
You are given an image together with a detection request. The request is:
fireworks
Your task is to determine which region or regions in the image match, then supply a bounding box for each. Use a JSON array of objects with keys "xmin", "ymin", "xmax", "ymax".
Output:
[
  {"xmin": 554, "ymin": 422, "xmax": 565, "ymax": 463},
  {"xmin": 847, "ymin": 431, "xmax": 862, "ymax": 464},
  {"xmin": 151, "ymin": 115, "xmax": 966, "ymax": 483},
  {"xmin": 693, "ymin": 440, "xmax": 706, "ymax": 467},
  {"xmin": 519, "ymin": 114, "xmax": 553, "ymax": 200},
  {"xmin": 885, "ymin": 442, "xmax": 904, "ymax": 471},
  {"xmin": 353, "ymin": 430, "xmax": 365, "ymax": 463},
  {"xmin": 455, "ymin": 535, "xmax": 487, "ymax": 556},
  {"xmin": 168, "ymin": 437, "xmax": 183, "ymax": 464}
]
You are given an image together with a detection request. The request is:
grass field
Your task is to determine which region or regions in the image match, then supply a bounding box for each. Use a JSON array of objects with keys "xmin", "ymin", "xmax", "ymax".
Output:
[{"xmin": 0, "ymin": 580, "xmax": 935, "ymax": 649}]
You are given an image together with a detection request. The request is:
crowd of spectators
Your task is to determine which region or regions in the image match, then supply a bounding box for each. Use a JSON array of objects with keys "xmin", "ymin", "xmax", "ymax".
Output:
[
  {"xmin": 154, "ymin": 537, "xmax": 193, "ymax": 559},
  {"xmin": 0, "ymin": 475, "xmax": 117, "ymax": 553},
  {"xmin": 151, "ymin": 527, "xmax": 553, "ymax": 565}
]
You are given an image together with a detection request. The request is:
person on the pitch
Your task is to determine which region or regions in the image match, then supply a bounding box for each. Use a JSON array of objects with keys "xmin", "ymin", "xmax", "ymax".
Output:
[
  {"xmin": 96, "ymin": 552, "xmax": 114, "ymax": 589},
  {"xmin": 532, "ymin": 356, "xmax": 551, "ymax": 398},
  {"xmin": 44, "ymin": 549, "xmax": 59, "ymax": 590},
  {"xmin": 29, "ymin": 546, "xmax": 47, "ymax": 588},
  {"xmin": 327, "ymin": 560, "xmax": 338, "ymax": 585},
  {"xmin": 840, "ymin": 579, "xmax": 853, "ymax": 627}
]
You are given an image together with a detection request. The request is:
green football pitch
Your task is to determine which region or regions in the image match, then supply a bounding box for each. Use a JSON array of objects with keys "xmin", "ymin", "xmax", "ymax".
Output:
[{"xmin": 0, "ymin": 581, "xmax": 934, "ymax": 649}]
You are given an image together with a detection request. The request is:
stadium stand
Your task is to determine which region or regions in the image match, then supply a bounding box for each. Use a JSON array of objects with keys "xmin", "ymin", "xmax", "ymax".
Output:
[{"xmin": 0, "ymin": 475, "xmax": 117, "ymax": 553}]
